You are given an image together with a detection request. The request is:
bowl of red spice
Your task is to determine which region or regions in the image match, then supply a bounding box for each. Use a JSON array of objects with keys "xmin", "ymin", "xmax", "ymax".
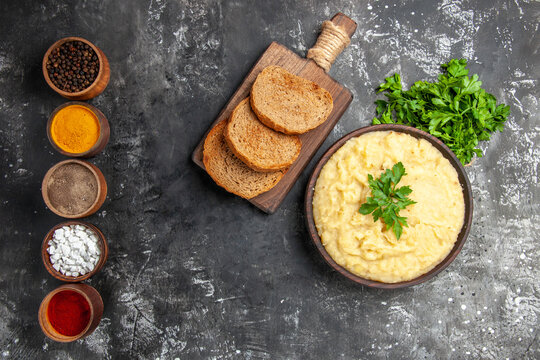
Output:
[
  {"xmin": 42, "ymin": 159, "xmax": 107, "ymax": 218},
  {"xmin": 38, "ymin": 283, "xmax": 104, "ymax": 342},
  {"xmin": 47, "ymin": 101, "xmax": 110, "ymax": 157},
  {"xmin": 42, "ymin": 37, "xmax": 110, "ymax": 100}
]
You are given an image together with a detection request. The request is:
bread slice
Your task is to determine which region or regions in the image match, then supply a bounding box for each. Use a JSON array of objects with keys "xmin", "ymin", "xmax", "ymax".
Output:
[
  {"xmin": 250, "ymin": 66, "xmax": 333, "ymax": 135},
  {"xmin": 203, "ymin": 120, "xmax": 285, "ymax": 199},
  {"xmin": 224, "ymin": 98, "xmax": 302, "ymax": 172}
]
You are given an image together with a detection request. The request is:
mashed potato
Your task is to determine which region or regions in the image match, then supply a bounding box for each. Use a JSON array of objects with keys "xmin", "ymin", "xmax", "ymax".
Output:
[{"xmin": 313, "ymin": 131, "xmax": 464, "ymax": 283}]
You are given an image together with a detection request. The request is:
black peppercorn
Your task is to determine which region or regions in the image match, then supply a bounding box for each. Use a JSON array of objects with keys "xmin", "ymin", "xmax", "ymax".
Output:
[{"xmin": 47, "ymin": 41, "xmax": 100, "ymax": 93}]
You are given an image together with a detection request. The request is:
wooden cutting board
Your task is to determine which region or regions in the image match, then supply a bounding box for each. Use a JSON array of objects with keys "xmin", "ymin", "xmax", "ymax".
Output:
[{"xmin": 192, "ymin": 13, "xmax": 357, "ymax": 214}]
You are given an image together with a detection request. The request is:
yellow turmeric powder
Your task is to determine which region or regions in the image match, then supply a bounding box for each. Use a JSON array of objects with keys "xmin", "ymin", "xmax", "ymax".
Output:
[{"xmin": 51, "ymin": 105, "xmax": 100, "ymax": 153}]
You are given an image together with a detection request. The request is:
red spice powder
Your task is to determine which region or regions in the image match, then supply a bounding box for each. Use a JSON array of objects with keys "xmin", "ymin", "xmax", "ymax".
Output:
[{"xmin": 47, "ymin": 290, "xmax": 91, "ymax": 336}]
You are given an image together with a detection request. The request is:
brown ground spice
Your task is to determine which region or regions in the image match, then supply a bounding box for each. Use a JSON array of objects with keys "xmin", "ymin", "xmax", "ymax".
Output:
[{"xmin": 47, "ymin": 163, "xmax": 98, "ymax": 215}]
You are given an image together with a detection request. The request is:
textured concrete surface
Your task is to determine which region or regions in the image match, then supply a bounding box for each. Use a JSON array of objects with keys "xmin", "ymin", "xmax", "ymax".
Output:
[{"xmin": 0, "ymin": 0, "xmax": 538, "ymax": 359}]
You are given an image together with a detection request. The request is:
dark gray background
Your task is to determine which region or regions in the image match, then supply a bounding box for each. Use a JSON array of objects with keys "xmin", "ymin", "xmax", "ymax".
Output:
[{"xmin": 0, "ymin": 0, "xmax": 538, "ymax": 359}]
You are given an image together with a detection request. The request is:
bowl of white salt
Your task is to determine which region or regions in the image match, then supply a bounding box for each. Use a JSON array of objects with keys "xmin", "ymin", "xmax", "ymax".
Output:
[{"xmin": 42, "ymin": 221, "xmax": 108, "ymax": 282}]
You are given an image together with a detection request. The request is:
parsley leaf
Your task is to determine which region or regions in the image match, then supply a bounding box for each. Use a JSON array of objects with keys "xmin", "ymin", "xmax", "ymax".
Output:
[
  {"xmin": 359, "ymin": 162, "xmax": 416, "ymax": 240},
  {"xmin": 372, "ymin": 59, "xmax": 510, "ymax": 165}
]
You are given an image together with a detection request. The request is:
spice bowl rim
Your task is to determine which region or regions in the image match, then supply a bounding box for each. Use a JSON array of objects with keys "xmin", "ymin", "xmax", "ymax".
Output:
[
  {"xmin": 41, "ymin": 159, "xmax": 107, "ymax": 218},
  {"xmin": 38, "ymin": 283, "xmax": 103, "ymax": 342},
  {"xmin": 304, "ymin": 124, "xmax": 474, "ymax": 289},
  {"xmin": 46, "ymin": 101, "xmax": 110, "ymax": 158},
  {"xmin": 42, "ymin": 36, "xmax": 108, "ymax": 99},
  {"xmin": 41, "ymin": 220, "xmax": 108, "ymax": 282}
]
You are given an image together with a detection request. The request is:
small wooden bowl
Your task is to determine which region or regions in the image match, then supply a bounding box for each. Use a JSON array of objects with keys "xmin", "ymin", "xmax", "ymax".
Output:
[
  {"xmin": 42, "ymin": 37, "xmax": 110, "ymax": 100},
  {"xmin": 46, "ymin": 101, "xmax": 110, "ymax": 158},
  {"xmin": 42, "ymin": 221, "xmax": 108, "ymax": 282},
  {"xmin": 38, "ymin": 283, "xmax": 104, "ymax": 342},
  {"xmin": 305, "ymin": 124, "xmax": 473, "ymax": 288},
  {"xmin": 42, "ymin": 159, "xmax": 107, "ymax": 218}
]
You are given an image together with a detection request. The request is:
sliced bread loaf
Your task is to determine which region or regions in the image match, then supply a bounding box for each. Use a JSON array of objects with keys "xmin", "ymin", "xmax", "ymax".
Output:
[
  {"xmin": 203, "ymin": 120, "xmax": 285, "ymax": 199},
  {"xmin": 224, "ymin": 98, "xmax": 302, "ymax": 172},
  {"xmin": 250, "ymin": 66, "xmax": 333, "ymax": 135}
]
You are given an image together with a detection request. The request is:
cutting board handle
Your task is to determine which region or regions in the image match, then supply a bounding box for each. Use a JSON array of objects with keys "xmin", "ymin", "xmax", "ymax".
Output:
[{"xmin": 307, "ymin": 13, "xmax": 357, "ymax": 72}]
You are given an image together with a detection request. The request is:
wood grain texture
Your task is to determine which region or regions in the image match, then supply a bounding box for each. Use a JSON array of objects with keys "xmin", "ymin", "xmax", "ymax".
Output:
[{"xmin": 193, "ymin": 14, "xmax": 357, "ymax": 213}]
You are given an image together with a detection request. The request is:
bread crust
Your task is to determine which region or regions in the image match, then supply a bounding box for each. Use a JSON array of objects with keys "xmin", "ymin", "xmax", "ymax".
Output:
[
  {"xmin": 251, "ymin": 66, "xmax": 333, "ymax": 135},
  {"xmin": 203, "ymin": 120, "xmax": 285, "ymax": 199},
  {"xmin": 224, "ymin": 98, "xmax": 302, "ymax": 172}
]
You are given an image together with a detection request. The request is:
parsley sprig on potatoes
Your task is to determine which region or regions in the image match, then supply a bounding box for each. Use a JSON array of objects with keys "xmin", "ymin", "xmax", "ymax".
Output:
[{"xmin": 359, "ymin": 162, "xmax": 416, "ymax": 240}]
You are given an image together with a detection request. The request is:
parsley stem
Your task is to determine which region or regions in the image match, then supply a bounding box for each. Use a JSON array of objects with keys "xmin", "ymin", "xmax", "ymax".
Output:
[{"xmin": 359, "ymin": 162, "xmax": 416, "ymax": 241}]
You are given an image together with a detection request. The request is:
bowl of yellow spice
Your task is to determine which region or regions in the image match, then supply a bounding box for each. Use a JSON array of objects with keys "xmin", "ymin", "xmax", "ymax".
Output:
[{"xmin": 47, "ymin": 102, "xmax": 110, "ymax": 158}]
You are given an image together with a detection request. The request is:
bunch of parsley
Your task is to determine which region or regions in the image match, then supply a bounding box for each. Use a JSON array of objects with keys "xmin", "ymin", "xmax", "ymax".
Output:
[
  {"xmin": 359, "ymin": 162, "xmax": 416, "ymax": 241},
  {"xmin": 373, "ymin": 59, "xmax": 510, "ymax": 165}
]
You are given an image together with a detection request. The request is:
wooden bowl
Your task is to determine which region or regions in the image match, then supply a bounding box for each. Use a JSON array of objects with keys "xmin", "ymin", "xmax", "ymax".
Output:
[
  {"xmin": 38, "ymin": 283, "xmax": 104, "ymax": 342},
  {"xmin": 46, "ymin": 101, "xmax": 110, "ymax": 158},
  {"xmin": 42, "ymin": 221, "xmax": 108, "ymax": 282},
  {"xmin": 42, "ymin": 37, "xmax": 110, "ymax": 100},
  {"xmin": 42, "ymin": 159, "xmax": 107, "ymax": 218},
  {"xmin": 305, "ymin": 124, "xmax": 473, "ymax": 288}
]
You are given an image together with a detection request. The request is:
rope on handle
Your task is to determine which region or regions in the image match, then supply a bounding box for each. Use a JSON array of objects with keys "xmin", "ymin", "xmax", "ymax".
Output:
[{"xmin": 307, "ymin": 21, "xmax": 351, "ymax": 72}]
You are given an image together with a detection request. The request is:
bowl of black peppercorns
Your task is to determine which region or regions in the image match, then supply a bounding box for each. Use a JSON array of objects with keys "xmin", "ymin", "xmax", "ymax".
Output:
[{"xmin": 43, "ymin": 37, "xmax": 110, "ymax": 100}]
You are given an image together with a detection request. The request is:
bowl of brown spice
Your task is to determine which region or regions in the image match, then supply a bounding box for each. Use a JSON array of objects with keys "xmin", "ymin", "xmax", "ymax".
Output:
[
  {"xmin": 42, "ymin": 159, "xmax": 107, "ymax": 218},
  {"xmin": 42, "ymin": 37, "xmax": 110, "ymax": 100}
]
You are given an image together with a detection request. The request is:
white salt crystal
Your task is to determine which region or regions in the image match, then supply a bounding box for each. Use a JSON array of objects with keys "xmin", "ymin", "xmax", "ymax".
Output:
[
  {"xmin": 61, "ymin": 244, "xmax": 70, "ymax": 255},
  {"xmin": 86, "ymin": 242, "xmax": 95, "ymax": 252}
]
